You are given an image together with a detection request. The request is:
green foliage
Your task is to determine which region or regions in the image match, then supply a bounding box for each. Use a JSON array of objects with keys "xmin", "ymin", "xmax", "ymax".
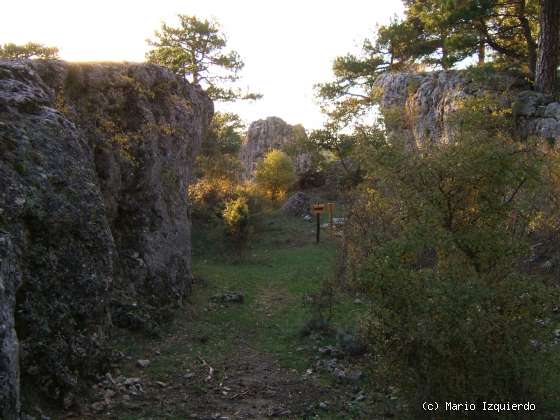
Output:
[
  {"xmin": 146, "ymin": 15, "xmax": 260, "ymax": 101},
  {"xmin": 309, "ymin": 124, "xmax": 377, "ymax": 188},
  {"xmin": 190, "ymin": 111, "xmax": 247, "ymax": 224},
  {"xmin": 343, "ymin": 97, "xmax": 560, "ymax": 416},
  {"xmin": 281, "ymin": 124, "xmax": 326, "ymax": 180},
  {"xmin": 188, "ymin": 177, "xmax": 239, "ymax": 223},
  {"xmin": 255, "ymin": 150, "xmax": 296, "ymax": 200},
  {"xmin": 0, "ymin": 42, "xmax": 59, "ymax": 59},
  {"xmin": 196, "ymin": 111, "xmax": 245, "ymax": 180},
  {"xmin": 222, "ymin": 197, "xmax": 250, "ymax": 249},
  {"xmin": 203, "ymin": 112, "xmax": 245, "ymax": 155}
]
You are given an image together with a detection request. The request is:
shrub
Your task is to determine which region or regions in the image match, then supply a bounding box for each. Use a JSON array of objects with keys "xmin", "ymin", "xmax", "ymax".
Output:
[
  {"xmin": 222, "ymin": 197, "xmax": 250, "ymax": 254},
  {"xmin": 343, "ymin": 97, "xmax": 560, "ymax": 417},
  {"xmin": 255, "ymin": 149, "xmax": 296, "ymax": 200},
  {"xmin": 188, "ymin": 177, "xmax": 238, "ymax": 223}
]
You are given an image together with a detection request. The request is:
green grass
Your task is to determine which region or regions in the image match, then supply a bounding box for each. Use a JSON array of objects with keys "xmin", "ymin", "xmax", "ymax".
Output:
[
  {"xmin": 105, "ymin": 208, "xmax": 372, "ymax": 419},
  {"xmin": 190, "ymin": 210, "xmax": 365, "ymax": 371}
]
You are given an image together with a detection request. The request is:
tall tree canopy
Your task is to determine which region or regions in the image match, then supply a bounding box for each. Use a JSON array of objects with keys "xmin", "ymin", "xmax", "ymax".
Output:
[
  {"xmin": 195, "ymin": 111, "xmax": 245, "ymax": 180},
  {"xmin": 0, "ymin": 42, "xmax": 59, "ymax": 59},
  {"xmin": 146, "ymin": 15, "xmax": 260, "ymax": 102},
  {"xmin": 314, "ymin": 0, "xmax": 559, "ymax": 128}
]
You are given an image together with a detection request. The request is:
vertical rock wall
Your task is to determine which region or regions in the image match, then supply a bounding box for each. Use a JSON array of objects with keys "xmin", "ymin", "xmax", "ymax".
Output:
[
  {"xmin": 0, "ymin": 234, "xmax": 21, "ymax": 420},
  {"xmin": 0, "ymin": 60, "xmax": 212, "ymax": 417},
  {"xmin": 34, "ymin": 61, "xmax": 213, "ymax": 304}
]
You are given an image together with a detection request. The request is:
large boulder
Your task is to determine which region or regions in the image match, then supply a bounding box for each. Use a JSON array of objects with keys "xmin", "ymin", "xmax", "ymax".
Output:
[
  {"xmin": 239, "ymin": 116, "xmax": 311, "ymax": 178},
  {"xmin": 281, "ymin": 192, "xmax": 311, "ymax": 217},
  {"xmin": 33, "ymin": 61, "xmax": 213, "ymax": 304},
  {"xmin": 0, "ymin": 60, "xmax": 212, "ymax": 415}
]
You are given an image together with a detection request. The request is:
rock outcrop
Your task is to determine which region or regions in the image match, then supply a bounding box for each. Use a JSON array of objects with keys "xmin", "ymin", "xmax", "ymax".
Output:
[
  {"xmin": 0, "ymin": 234, "xmax": 21, "ymax": 420},
  {"xmin": 239, "ymin": 116, "xmax": 310, "ymax": 178},
  {"xmin": 512, "ymin": 90, "xmax": 560, "ymax": 139},
  {"xmin": 0, "ymin": 60, "xmax": 212, "ymax": 417},
  {"xmin": 281, "ymin": 192, "xmax": 311, "ymax": 217},
  {"xmin": 372, "ymin": 69, "xmax": 560, "ymax": 148}
]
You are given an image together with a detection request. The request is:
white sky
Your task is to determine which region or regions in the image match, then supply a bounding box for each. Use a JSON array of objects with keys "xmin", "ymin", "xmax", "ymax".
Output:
[{"xmin": 1, "ymin": 0, "xmax": 404, "ymax": 129}]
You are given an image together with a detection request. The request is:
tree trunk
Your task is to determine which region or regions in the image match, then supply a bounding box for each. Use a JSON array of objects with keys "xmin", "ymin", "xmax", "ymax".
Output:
[
  {"xmin": 476, "ymin": 19, "xmax": 487, "ymax": 66},
  {"xmin": 441, "ymin": 42, "xmax": 449, "ymax": 70},
  {"xmin": 478, "ymin": 40, "xmax": 485, "ymax": 65},
  {"xmin": 535, "ymin": 0, "xmax": 560, "ymax": 94},
  {"xmin": 516, "ymin": 0, "xmax": 538, "ymax": 81}
]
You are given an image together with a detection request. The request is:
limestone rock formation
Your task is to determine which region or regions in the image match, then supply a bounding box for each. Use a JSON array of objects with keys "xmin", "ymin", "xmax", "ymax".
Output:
[
  {"xmin": 0, "ymin": 234, "xmax": 21, "ymax": 420},
  {"xmin": 34, "ymin": 60, "xmax": 213, "ymax": 304},
  {"xmin": 372, "ymin": 70, "xmax": 560, "ymax": 147},
  {"xmin": 512, "ymin": 90, "xmax": 560, "ymax": 139},
  {"xmin": 0, "ymin": 60, "xmax": 212, "ymax": 417},
  {"xmin": 239, "ymin": 116, "xmax": 310, "ymax": 178},
  {"xmin": 281, "ymin": 192, "xmax": 311, "ymax": 217}
]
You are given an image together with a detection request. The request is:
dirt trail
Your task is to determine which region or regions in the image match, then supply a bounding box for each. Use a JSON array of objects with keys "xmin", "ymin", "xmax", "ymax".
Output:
[{"xmin": 74, "ymin": 327, "xmax": 361, "ymax": 419}]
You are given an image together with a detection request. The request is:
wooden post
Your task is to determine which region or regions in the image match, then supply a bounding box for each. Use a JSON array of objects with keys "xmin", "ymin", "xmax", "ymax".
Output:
[
  {"xmin": 327, "ymin": 202, "xmax": 335, "ymax": 236},
  {"xmin": 316, "ymin": 212, "xmax": 321, "ymax": 243},
  {"xmin": 311, "ymin": 204, "xmax": 325, "ymax": 244}
]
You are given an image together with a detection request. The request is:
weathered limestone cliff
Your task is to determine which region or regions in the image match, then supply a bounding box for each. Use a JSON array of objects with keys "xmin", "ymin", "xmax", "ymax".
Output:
[
  {"xmin": 239, "ymin": 116, "xmax": 310, "ymax": 178},
  {"xmin": 0, "ymin": 60, "xmax": 212, "ymax": 418},
  {"xmin": 373, "ymin": 70, "xmax": 560, "ymax": 147}
]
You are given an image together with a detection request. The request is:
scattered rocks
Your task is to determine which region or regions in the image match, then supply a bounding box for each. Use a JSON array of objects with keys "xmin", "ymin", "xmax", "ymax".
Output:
[
  {"xmin": 354, "ymin": 391, "xmax": 366, "ymax": 402},
  {"xmin": 103, "ymin": 389, "xmax": 116, "ymax": 400},
  {"xmin": 267, "ymin": 407, "xmax": 292, "ymax": 417},
  {"xmin": 348, "ymin": 370, "xmax": 364, "ymax": 381},
  {"xmin": 123, "ymin": 377, "xmax": 141, "ymax": 386},
  {"xmin": 317, "ymin": 345, "xmax": 343, "ymax": 358},
  {"xmin": 210, "ymin": 291, "xmax": 244, "ymax": 304},
  {"xmin": 336, "ymin": 330, "xmax": 368, "ymax": 357},
  {"xmin": 91, "ymin": 373, "xmax": 146, "ymax": 411},
  {"xmin": 136, "ymin": 359, "xmax": 151, "ymax": 369},
  {"xmin": 299, "ymin": 317, "xmax": 331, "ymax": 337},
  {"xmin": 90, "ymin": 401, "xmax": 106, "ymax": 412}
]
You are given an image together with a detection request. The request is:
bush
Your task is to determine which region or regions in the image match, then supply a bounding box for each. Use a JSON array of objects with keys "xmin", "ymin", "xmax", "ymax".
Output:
[
  {"xmin": 222, "ymin": 197, "xmax": 250, "ymax": 254},
  {"xmin": 188, "ymin": 177, "xmax": 238, "ymax": 223},
  {"xmin": 343, "ymin": 97, "xmax": 560, "ymax": 417},
  {"xmin": 255, "ymin": 149, "xmax": 296, "ymax": 200}
]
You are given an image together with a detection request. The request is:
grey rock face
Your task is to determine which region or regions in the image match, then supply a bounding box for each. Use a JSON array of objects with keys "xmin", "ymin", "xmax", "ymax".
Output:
[
  {"xmin": 0, "ymin": 60, "xmax": 212, "ymax": 414},
  {"xmin": 373, "ymin": 70, "xmax": 560, "ymax": 148},
  {"xmin": 33, "ymin": 61, "xmax": 213, "ymax": 304},
  {"xmin": 281, "ymin": 192, "xmax": 311, "ymax": 217},
  {"xmin": 0, "ymin": 234, "xmax": 21, "ymax": 420},
  {"xmin": 240, "ymin": 116, "xmax": 310, "ymax": 178},
  {"xmin": 1, "ymin": 60, "xmax": 116, "ymax": 412}
]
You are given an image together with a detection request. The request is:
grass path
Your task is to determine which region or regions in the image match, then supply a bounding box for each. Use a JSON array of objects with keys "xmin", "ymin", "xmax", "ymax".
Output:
[{"xmin": 71, "ymin": 213, "xmax": 381, "ymax": 419}]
